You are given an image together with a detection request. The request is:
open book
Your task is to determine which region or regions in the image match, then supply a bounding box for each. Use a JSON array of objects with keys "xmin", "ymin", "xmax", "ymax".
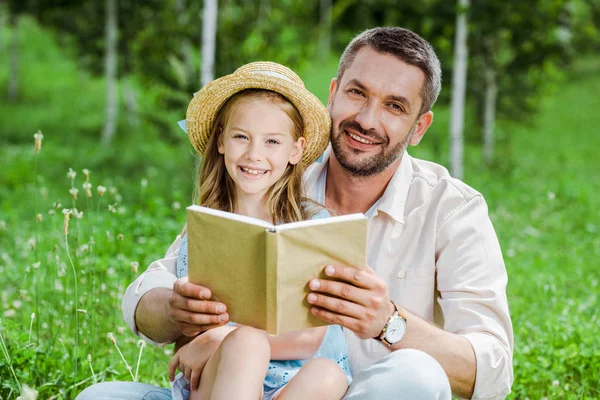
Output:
[{"xmin": 186, "ymin": 205, "xmax": 368, "ymax": 335}]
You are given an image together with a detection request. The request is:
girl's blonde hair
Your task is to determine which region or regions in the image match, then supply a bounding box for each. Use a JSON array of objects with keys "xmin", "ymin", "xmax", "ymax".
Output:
[{"xmin": 194, "ymin": 89, "xmax": 318, "ymax": 224}]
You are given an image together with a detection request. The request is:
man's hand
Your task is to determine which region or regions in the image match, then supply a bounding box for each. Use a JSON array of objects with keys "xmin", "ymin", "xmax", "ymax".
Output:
[
  {"xmin": 168, "ymin": 325, "xmax": 236, "ymax": 391},
  {"xmin": 306, "ymin": 264, "xmax": 394, "ymax": 339},
  {"xmin": 170, "ymin": 277, "xmax": 230, "ymax": 337}
]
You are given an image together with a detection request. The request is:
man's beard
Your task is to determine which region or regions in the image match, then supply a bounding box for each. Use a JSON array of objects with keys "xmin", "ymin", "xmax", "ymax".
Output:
[{"xmin": 330, "ymin": 118, "xmax": 416, "ymax": 177}]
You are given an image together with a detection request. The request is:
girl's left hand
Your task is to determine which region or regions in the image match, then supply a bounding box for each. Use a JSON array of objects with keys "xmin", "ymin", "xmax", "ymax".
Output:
[{"xmin": 168, "ymin": 325, "xmax": 236, "ymax": 391}]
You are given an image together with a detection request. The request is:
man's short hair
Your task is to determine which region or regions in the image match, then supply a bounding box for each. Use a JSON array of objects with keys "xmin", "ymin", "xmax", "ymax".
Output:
[{"xmin": 337, "ymin": 27, "xmax": 442, "ymax": 115}]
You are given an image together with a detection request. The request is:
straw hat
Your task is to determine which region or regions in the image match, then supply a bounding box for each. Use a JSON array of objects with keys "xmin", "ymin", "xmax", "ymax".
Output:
[{"xmin": 186, "ymin": 61, "xmax": 331, "ymax": 169}]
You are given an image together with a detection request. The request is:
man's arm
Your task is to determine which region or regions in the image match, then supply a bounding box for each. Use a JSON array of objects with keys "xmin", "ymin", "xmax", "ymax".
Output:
[
  {"xmin": 391, "ymin": 306, "xmax": 476, "ymax": 397},
  {"xmin": 123, "ymin": 235, "xmax": 229, "ymax": 346},
  {"xmin": 135, "ymin": 288, "xmax": 181, "ymax": 344},
  {"xmin": 307, "ymin": 195, "xmax": 513, "ymax": 399},
  {"xmin": 307, "ymin": 266, "xmax": 477, "ymax": 398},
  {"xmin": 134, "ymin": 278, "xmax": 231, "ymax": 344}
]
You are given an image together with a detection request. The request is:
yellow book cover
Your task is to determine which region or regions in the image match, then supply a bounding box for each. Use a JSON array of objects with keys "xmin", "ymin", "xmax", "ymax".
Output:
[{"xmin": 187, "ymin": 205, "xmax": 368, "ymax": 335}]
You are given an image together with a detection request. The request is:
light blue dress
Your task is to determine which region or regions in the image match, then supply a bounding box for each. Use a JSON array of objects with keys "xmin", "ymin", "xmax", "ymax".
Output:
[{"xmin": 175, "ymin": 209, "xmax": 352, "ymax": 398}]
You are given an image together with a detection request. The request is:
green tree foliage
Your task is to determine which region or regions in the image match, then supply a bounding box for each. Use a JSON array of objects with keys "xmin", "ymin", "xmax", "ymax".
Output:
[
  {"xmin": 3, "ymin": 0, "xmax": 599, "ymax": 145},
  {"xmin": 469, "ymin": 1, "xmax": 570, "ymax": 125}
]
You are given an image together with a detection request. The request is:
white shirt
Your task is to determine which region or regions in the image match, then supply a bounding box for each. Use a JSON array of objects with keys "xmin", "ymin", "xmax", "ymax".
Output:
[
  {"xmin": 122, "ymin": 147, "xmax": 513, "ymax": 400},
  {"xmin": 305, "ymin": 148, "xmax": 513, "ymax": 400}
]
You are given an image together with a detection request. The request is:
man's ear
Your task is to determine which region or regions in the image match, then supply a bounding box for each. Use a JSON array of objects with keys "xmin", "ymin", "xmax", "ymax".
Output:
[
  {"xmin": 289, "ymin": 137, "xmax": 306, "ymax": 165},
  {"xmin": 327, "ymin": 78, "xmax": 338, "ymax": 110},
  {"xmin": 409, "ymin": 111, "xmax": 434, "ymax": 146},
  {"xmin": 217, "ymin": 126, "xmax": 225, "ymax": 154}
]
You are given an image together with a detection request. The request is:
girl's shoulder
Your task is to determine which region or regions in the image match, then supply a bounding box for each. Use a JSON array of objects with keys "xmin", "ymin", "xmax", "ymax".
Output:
[
  {"xmin": 311, "ymin": 208, "xmax": 331, "ymax": 220},
  {"xmin": 301, "ymin": 198, "xmax": 334, "ymax": 220}
]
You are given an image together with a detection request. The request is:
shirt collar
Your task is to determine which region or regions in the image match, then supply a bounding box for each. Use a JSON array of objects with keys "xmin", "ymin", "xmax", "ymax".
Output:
[
  {"xmin": 305, "ymin": 146, "xmax": 414, "ymax": 224},
  {"xmin": 375, "ymin": 152, "xmax": 413, "ymax": 224}
]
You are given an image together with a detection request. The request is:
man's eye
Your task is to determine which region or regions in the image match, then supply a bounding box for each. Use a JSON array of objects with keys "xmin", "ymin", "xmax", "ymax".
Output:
[
  {"xmin": 388, "ymin": 103, "xmax": 404, "ymax": 112},
  {"xmin": 348, "ymin": 88, "xmax": 364, "ymax": 96}
]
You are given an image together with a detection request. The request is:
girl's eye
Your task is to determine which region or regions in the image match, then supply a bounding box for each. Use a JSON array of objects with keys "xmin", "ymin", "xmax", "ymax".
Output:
[
  {"xmin": 267, "ymin": 139, "xmax": 280, "ymax": 145},
  {"xmin": 233, "ymin": 134, "xmax": 248, "ymax": 140}
]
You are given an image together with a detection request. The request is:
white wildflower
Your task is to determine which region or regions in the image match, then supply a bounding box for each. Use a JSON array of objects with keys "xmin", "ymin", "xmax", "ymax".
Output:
[
  {"xmin": 62, "ymin": 209, "xmax": 73, "ymax": 236},
  {"xmin": 67, "ymin": 168, "xmax": 77, "ymax": 180},
  {"xmin": 33, "ymin": 131, "xmax": 44, "ymax": 154},
  {"xmin": 83, "ymin": 181, "xmax": 92, "ymax": 198},
  {"xmin": 130, "ymin": 261, "xmax": 139, "ymax": 274}
]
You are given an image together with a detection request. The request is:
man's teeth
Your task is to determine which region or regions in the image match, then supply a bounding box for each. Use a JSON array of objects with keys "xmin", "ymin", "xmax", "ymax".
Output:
[
  {"xmin": 241, "ymin": 167, "xmax": 267, "ymax": 175},
  {"xmin": 348, "ymin": 132, "xmax": 375, "ymax": 144}
]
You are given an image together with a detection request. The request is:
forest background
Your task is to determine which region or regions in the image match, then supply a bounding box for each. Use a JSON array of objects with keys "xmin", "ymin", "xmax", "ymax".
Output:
[{"xmin": 0, "ymin": 0, "xmax": 599, "ymax": 399}]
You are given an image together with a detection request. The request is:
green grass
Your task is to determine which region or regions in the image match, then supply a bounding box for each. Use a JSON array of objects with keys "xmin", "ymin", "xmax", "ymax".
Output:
[{"xmin": 1, "ymin": 19, "xmax": 599, "ymax": 399}]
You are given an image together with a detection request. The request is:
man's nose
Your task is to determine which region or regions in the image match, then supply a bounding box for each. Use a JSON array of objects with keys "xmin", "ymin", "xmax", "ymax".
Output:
[{"xmin": 355, "ymin": 101, "xmax": 379, "ymax": 132}]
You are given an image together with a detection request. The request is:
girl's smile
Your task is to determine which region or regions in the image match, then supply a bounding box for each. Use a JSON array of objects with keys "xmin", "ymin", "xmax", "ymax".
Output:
[{"xmin": 218, "ymin": 98, "xmax": 305, "ymax": 202}]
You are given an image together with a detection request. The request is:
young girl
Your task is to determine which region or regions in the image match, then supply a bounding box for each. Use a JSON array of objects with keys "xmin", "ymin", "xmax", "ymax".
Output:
[{"xmin": 169, "ymin": 62, "xmax": 351, "ymax": 400}]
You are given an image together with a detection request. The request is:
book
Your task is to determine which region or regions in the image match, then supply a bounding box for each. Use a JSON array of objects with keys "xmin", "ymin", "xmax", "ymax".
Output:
[{"xmin": 186, "ymin": 205, "xmax": 368, "ymax": 335}]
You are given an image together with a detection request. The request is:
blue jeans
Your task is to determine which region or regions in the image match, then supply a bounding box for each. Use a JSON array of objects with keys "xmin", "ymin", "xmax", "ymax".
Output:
[{"xmin": 76, "ymin": 349, "xmax": 451, "ymax": 399}]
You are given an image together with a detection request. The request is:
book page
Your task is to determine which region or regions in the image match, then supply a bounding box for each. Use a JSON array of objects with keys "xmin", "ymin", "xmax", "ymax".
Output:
[
  {"xmin": 187, "ymin": 205, "xmax": 274, "ymax": 229},
  {"xmin": 187, "ymin": 207, "xmax": 269, "ymax": 329},
  {"xmin": 275, "ymin": 213, "xmax": 365, "ymax": 231},
  {"xmin": 275, "ymin": 216, "xmax": 368, "ymax": 333}
]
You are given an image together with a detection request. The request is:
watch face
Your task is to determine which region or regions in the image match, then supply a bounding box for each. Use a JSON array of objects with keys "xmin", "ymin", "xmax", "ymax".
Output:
[{"xmin": 385, "ymin": 316, "xmax": 407, "ymax": 343}]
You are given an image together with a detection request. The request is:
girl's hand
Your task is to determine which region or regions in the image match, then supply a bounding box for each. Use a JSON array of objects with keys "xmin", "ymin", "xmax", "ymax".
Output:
[
  {"xmin": 170, "ymin": 277, "xmax": 230, "ymax": 337},
  {"xmin": 168, "ymin": 325, "xmax": 236, "ymax": 391}
]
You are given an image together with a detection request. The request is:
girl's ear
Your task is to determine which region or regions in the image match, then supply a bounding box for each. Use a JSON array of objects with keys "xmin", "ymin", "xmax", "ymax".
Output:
[
  {"xmin": 289, "ymin": 137, "xmax": 306, "ymax": 165},
  {"xmin": 217, "ymin": 126, "xmax": 225, "ymax": 154}
]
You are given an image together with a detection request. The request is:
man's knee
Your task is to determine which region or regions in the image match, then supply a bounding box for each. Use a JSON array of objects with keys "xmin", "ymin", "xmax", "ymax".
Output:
[
  {"xmin": 386, "ymin": 349, "xmax": 451, "ymax": 397},
  {"xmin": 346, "ymin": 349, "xmax": 451, "ymax": 400}
]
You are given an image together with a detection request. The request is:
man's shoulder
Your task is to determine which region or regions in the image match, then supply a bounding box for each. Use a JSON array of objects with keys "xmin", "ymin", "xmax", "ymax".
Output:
[
  {"xmin": 404, "ymin": 157, "xmax": 485, "ymax": 226},
  {"xmin": 408, "ymin": 156, "xmax": 481, "ymax": 202}
]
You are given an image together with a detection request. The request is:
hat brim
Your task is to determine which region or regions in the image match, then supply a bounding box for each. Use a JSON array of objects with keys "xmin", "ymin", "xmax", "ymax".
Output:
[{"xmin": 186, "ymin": 72, "xmax": 331, "ymax": 169}]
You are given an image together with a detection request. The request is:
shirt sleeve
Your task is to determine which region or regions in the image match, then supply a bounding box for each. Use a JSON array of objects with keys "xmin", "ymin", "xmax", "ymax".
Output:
[
  {"xmin": 122, "ymin": 235, "xmax": 182, "ymax": 347},
  {"xmin": 435, "ymin": 195, "xmax": 514, "ymax": 400}
]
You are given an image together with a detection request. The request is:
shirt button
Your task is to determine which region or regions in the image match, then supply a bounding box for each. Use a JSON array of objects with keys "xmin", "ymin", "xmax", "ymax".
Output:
[{"xmin": 397, "ymin": 270, "xmax": 407, "ymax": 279}]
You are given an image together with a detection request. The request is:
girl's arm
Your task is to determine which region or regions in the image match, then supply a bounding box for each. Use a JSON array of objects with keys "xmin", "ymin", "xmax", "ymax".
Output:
[{"xmin": 266, "ymin": 326, "xmax": 328, "ymax": 360}]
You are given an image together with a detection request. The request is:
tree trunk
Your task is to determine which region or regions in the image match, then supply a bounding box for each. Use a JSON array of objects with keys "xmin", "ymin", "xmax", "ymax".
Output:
[
  {"xmin": 101, "ymin": 0, "xmax": 118, "ymax": 145},
  {"xmin": 201, "ymin": 0, "xmax": 218, "ymax": 87},
  {"xmin": 0, "ymin": 2, "xmax": 7, "ymax": 52},
  {"xmin": 7, "ymin": 12, "xmax": 19, "ymax": 102},
  {"xmin": 449, "ymin": 0, "xmax": 469, "ymax": 180},
  {"xmin": 318, "ymin": 0, "xmax": 332, "ymax": 58},
  {"xmin": 483, "ymin": 63, "xmax": 497, "ymax": 165},
  {"xmin": 123, "ymin": 78, "xmax": 139, "ymax": 129},
  {"xmin": 259, "ymin": 0, "xmax": 271, "ymax": 23},
  {"xmin": 175, "ymin": 0, "xmax": 195, "ymax": 88}
]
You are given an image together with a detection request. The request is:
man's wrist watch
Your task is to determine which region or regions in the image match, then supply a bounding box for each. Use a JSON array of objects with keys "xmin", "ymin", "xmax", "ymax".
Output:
[{"xmin": 376, "ymin": 301, "xmax": 407, "ymax": 347}]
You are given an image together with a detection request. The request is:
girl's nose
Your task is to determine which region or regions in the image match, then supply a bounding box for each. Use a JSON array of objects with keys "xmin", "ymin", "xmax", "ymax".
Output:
[{"xmin": 245, "ymin": 142, "xmax": 264, "ymax": 161}]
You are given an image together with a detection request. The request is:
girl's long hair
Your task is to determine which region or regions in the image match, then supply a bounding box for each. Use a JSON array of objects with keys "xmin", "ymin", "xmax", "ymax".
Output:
[{"xmin": 194, "ymin": 89, "xmax": 319, "ymax": 224}]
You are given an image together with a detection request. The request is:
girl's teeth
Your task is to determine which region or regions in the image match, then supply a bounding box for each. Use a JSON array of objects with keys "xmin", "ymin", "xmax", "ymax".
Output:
[
  {"xmin": 349, "ymin": 133, "xmax": 374, "ymax": 144},
  {"xmin": 242, "ymin": 167, "xmax": 265, "ymax": 175}
]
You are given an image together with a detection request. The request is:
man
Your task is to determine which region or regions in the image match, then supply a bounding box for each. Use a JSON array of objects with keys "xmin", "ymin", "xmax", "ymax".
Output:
[{"xmin": 78, "ymin": 27, "xmax": 513, "ymax": 400}]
